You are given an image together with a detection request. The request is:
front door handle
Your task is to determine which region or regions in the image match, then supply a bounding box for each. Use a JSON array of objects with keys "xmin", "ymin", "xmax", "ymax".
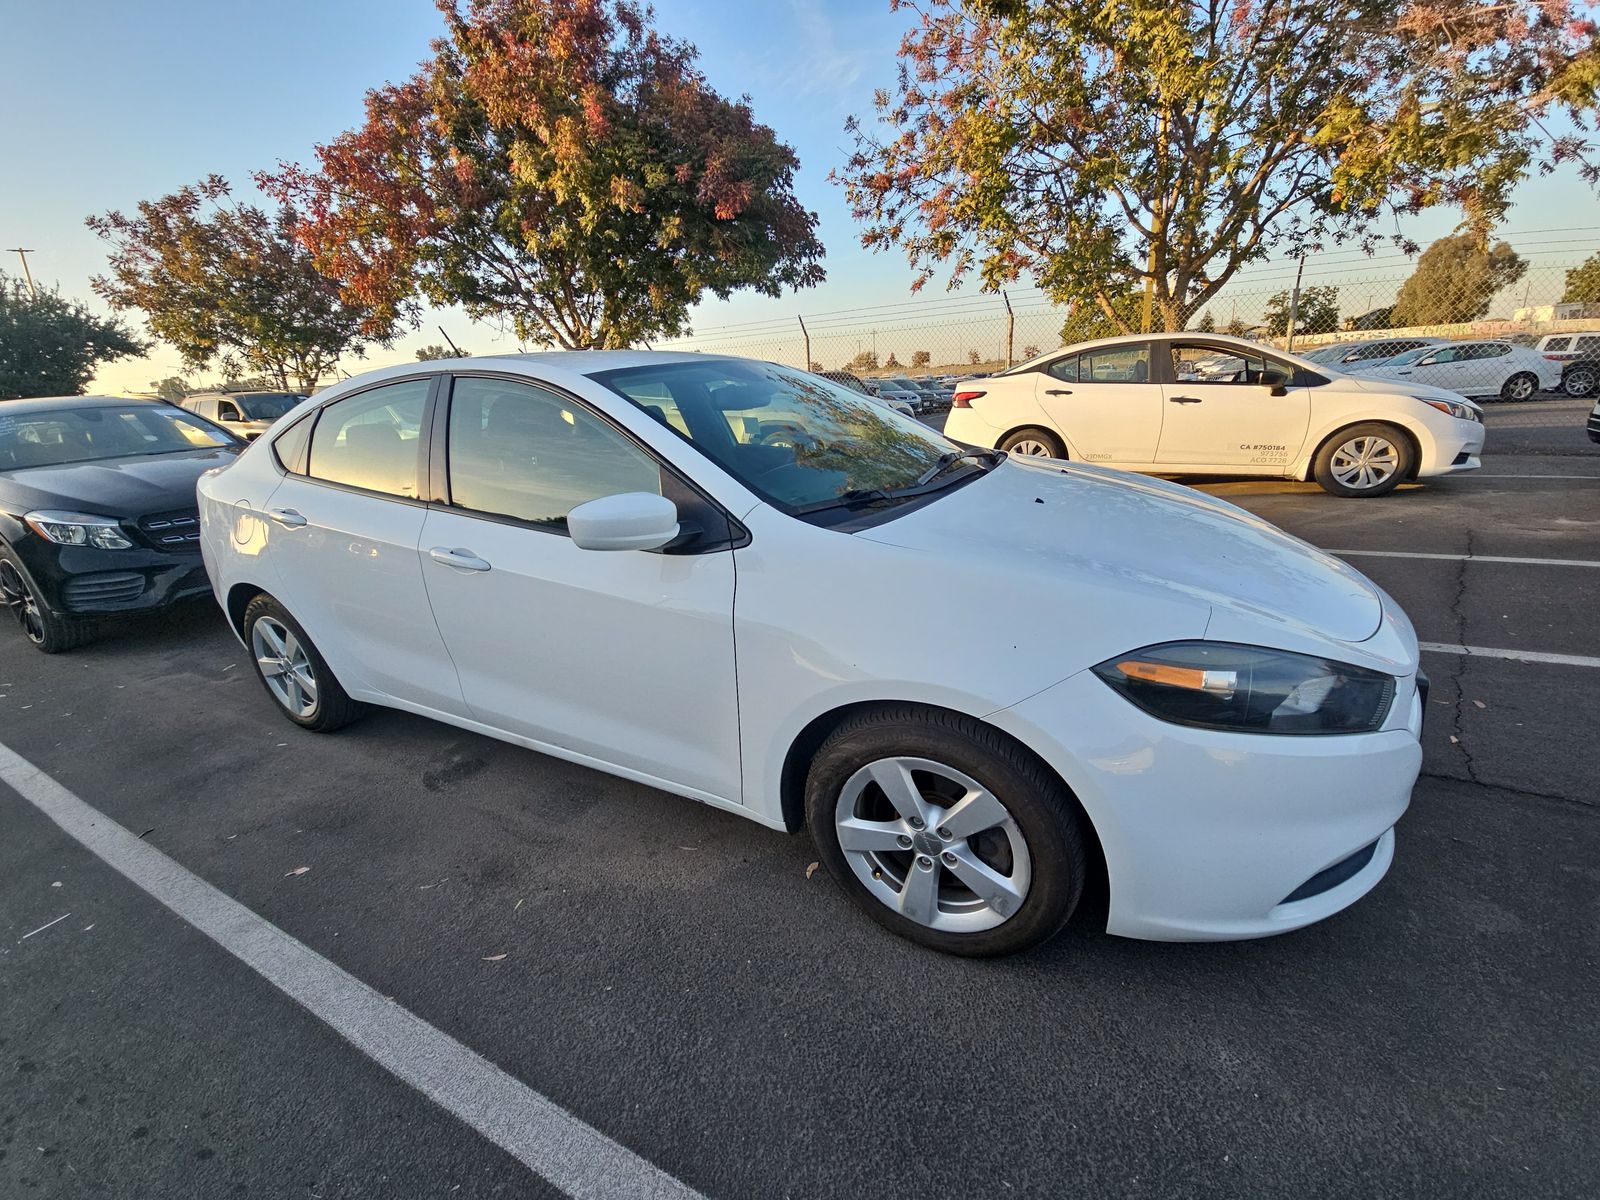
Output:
[
  {"xmin": 429, "ymin": 546, "xmax": 492, "ymax": 572},
  {"xmin": 1169, "ymin": 396, "xmax": 1204, "ymax": 404},
  {"xmin": 265, "ymin": 507, "xmax": 307, "ymax": 528},
  {"xmin": 1045, "ymin": 388, "xmax": 1073, "ymax": 396}
]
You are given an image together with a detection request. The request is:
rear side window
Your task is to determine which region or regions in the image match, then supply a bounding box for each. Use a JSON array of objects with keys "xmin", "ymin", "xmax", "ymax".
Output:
[
  {"xmin": 307, "ymin": 379, "xmax": 430, "ymax": 498},
  {"xmin": 1045, "ymin": 356, "xmax": 1078, "ymax": 383},
  {"xmin": 271, "ymin": 411, "xmax": 315, "ymax": 474},
  {"xmin": 1544, "ymin": 336, "xmax": 1572, "ymax": 351}
]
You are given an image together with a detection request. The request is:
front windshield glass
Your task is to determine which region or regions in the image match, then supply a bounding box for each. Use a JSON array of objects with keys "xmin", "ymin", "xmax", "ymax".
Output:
[
  {"xmin": 238, "ymin": 393, "xmax": 302, "ymax": 421},
  {"xmin": 0, "ymin": 404, "xmax": 238, "ymax": 470},
  {"xmin": 594, "ymin": 359, "xmax": 978, "ymax": 513}
]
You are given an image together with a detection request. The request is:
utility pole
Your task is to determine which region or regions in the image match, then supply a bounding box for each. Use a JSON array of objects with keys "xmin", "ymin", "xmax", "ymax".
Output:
[
  {"xmin": 1002, "ymin": 290, "xmax": 1015, "ymax": 367},
  {"xmin": 797, "ymin": 315, "xmax": 811, "ymax": 371},
  {"xmin": 1284, "ymin": 254, "xmax": 1306, "ymax": 351},
  {"xmin": 8, "ymin": 248, "xmax": 37, "ymax": 299}
]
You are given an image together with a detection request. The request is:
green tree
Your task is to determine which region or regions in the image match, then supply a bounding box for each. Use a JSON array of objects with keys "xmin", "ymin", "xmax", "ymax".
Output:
[
  {"xmin": 1196, "ymin": 310, "xmax": 1216, "ymax": 333},
  {"xmin": 849, "ymin": 349, "xmax": 879, "ymax": 370},
  {"xmin": 1061, "ymin": 290, "xmax": 1142, "ymax": 343},
  {"xmin": 1225, "ymin": 317, "xmax": 1247, "ymax": 337},
  {"xmin": 1391, "ymin": 233, "xmax": 1527, "ymax": 326},
  {"xmin": 840, "ymin": 0, "xmax": 1598, "ymax": 333},
  {"xmin": 415, "ymin": 344, "xmax": 469, "ymax": 360},
  {"xmin": 150, "ymin": 376, "xmax": 193, "ymax": 402},
  {"xmin": 910, "ymin": 349, "xmax": 931, "ymax": 367},
  {"xmin": 88, "ymin": 176, "xmax": 386, "ymax": 392},
  {"xmin": 1263, "ymin": 286, "xmax": 1340, "ymax": 336},
  {"xmin": 1563, "ymin": 252, "xmax": 1600, "ymax": 304},
  {"xmin": 967, "ymin": 349, "xmax": 981, "ymax": 365},
  {"xmin": 0, "ymin": 272, "xmax": 146, "ymax": 400},
  {"xmin": 884, "ymin": 352, "xmax": 902, "ymax": 369},
  {"xmin": 265, "ymin": 0, "xmax": 824, "ymax": 350}
]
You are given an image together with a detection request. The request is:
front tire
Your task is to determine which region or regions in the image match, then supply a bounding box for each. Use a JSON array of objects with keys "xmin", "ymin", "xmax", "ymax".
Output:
[
  {"xmin": 805, "ymin": 706, "xmax": 1087, "ymax": 956},
  {"xmin": 1313, "ymin": 423, "xmax": 1414, "ymax": 497},
  {"xmin": 1500, "ymin": 372, "xmax": 1539, "ymax": 402},
  {"xmin": 998, "ymin": 427, "xmax": 1066, "ymax": 459},
  {"xmin": 243, "ymin": 594, "xmax": 363, "ymax": 732},
  {"xmin": 0, "ymin": 547, "xmax": 95, "ymax": 654}
]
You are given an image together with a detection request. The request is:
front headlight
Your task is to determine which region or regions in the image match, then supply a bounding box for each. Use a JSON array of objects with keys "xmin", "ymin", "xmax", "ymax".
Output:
[
  {"xmin": 24, "ymin": 511, "xmax": 136, "ymax": 550},
  {"xmin": 1415, "ymin": 396, "xmax": 1480, "ymax": 422},
  {"xmin": 1093, "ymin": 642, "xmax": 1396, "ymax": 735}
]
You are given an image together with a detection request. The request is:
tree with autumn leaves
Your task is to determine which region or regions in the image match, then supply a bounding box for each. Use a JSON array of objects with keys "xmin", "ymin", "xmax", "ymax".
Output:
[
  {"xmin": 264, "ymin": 0, "xmax": 823, "ymax": 350},
  {"xmin": 840, "ymin": 0, "xmax": 1599, "ymax": 333}
]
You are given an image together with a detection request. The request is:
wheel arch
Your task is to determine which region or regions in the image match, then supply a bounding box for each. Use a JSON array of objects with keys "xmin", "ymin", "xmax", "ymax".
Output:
[
  {"xmin": 225, "ymin": 581, "xmax": 269, "ymax": 638},
  {"xmin": 997, "ymin": 424, "xmax": 1070, "ymax": 458},
  {"xmin": 778, "ymin": 699, "xmax": 1109, "ymax": 927}
]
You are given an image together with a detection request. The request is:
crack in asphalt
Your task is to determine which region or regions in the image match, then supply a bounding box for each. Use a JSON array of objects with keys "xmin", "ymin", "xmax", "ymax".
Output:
[
  {"xmin": 1442, "ymin": 529, "xmax": 1483, "ymax": 787},
  {"xmin": 1418, "ymin": 770, "xmax": 1597, "ymax": 811}
]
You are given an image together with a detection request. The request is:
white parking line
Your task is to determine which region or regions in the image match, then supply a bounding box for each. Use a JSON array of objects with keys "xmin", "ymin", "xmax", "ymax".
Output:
[
  {"xmin": 1332, "ymin": 550, "xmax": 1600, "ymax": 568},
  {"xmin": 1418, "ymin": 643, "xmax": 1600, "ymax": 669},
  {"xmin": 0, "ymin": 740, "xmax": 703, "ymax": 1200},
  {"xmin": 1466, "ymin": 474, "xmax": 1600, "ymax": 480}
]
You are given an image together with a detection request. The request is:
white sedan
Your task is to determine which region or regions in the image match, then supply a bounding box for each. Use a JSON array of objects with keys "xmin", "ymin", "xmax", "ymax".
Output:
[
  {"xmin": 943, "ymin": 333, "xmax": 1485, "ymax": 496},
  {"xmin": 1347, "ymin": 339, "xmax": 1563, "ymax": 402},
  {"xmin": 199, "ymin": 353, "xmax": 1423, "ymax": 955}
]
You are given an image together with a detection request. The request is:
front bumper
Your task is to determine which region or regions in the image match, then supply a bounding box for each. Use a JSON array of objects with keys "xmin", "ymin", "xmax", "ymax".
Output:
[
  {"xmin": 14, "ymin": 537, "xmax": 212, "ymax": 618},
  {"xmin": 1587, "ymin": 402, "xmax": 1600, "ymax": 442},
  {"xmin": 989, "ymin": 666, "xmax": 1423, "ymax": 941},
  {"xmin": 1419, "ymin": 419, "xmax": 1485, "ymax": 477}
]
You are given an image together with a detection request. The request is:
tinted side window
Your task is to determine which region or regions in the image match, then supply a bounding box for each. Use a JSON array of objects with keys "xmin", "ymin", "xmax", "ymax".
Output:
[
  {"xmin": 1045, "ymin": 356, "xmax": 1078, "ymax": 383},
  {"xmin": 307, "ymin": 379, "xmax": 430, "ymax": 498},
  {"xmin": 271, "ymin": 411, "xmax": 316, "ymax": 474},
  {"xmin": 1169, "ymin": 343, "xmax": 1274, "ymax": 384},
  {"xmin": 1461, "ymin": 343, "xmax": 1509, "ymax": 360},
  {"xmin": 217, "ymin": 400, "xmax": 242, "ymax": 421},
  {"xmin": 446, "ymin": 377, "xmax": 661, "ymax": 527}
]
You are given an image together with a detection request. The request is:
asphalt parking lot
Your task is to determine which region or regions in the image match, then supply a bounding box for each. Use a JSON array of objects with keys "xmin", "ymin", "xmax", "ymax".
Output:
[{"xmin": 3, "ymin": 399, "xmax": 1597, "ymax": 1198}]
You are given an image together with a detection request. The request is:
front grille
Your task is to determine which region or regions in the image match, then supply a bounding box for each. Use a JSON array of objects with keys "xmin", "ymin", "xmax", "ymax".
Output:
[
  {"xmin": 61, "ymin": 571, "xmax": 147, "ymax": 610},
  {"xmin": 138, "ymin": 508, "xmax": 202, "ymax": 551}
]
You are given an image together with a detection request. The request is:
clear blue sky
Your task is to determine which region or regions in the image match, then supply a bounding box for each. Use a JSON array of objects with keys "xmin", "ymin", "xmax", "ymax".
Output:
[{"xmin": 2, "ymin": 0, "xmax": 1596, "ymax": 390}]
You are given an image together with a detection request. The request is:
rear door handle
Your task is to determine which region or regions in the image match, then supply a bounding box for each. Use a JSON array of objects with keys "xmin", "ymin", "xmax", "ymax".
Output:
[
  {"xmin": 265, "ymin": 507, "xmax": 307, "ymax": 528},
  {"xmin": 1169, "ymin": 396, "xmax": 1204, "ymax": 404},
  {"xmin": 429, "ymin": 546, "xmax": 492, "ymax": 572},
  {"xmin": 1045, "ymin": 388, "xmax": 1073, "ymax": 396}
]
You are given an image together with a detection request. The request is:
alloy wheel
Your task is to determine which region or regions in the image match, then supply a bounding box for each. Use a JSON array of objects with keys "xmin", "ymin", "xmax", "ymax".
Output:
[
  {"xmin": 250, "ymin": 616, "xmax": 319, "ymax": 718},
  {"xmin": 1504, "ymin": 373, "xmax": 1537, "ymax": 401},
  {"xmin": 834, "ymin": 756, "xmax": 1033, "ymax": 933},
  {"xmin": 1564, "ymin": 367, "xmax": 1596, "ymax": 398},
  {"xmin": 0, "ymin": 561, "xmax": 45, "ymax": 644},
  {"xmin": 1329, "ymin": 435, "xmax": 1399, "ymax": 492}
]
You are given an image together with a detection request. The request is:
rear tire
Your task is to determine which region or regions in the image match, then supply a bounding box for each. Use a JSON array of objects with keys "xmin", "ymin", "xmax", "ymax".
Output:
[
  {"xmin": 998, "ymin": 427, "xmax": 1066, "ymax": 459},
  {"xmin": 805, "ymin": 706, "xmax": 1087, "ymax": 957},
  {"xmin": 0, "ymin": 547, "xmax": 96, "ymax": 654},
  {"xmin": 1562, "ymin": 365, "xmax": 1596, "ymax": 399},
  {"xmin": 242, "ymin": 594, "xmax": 363, "ymax": 732},
  {"xmin": 1500, "ymin": 372, "xmax": 1538, "ymax": 402},
  {"xmin": 1312, "ymin": 423, "xmax": 1414, "ymax": 497}
]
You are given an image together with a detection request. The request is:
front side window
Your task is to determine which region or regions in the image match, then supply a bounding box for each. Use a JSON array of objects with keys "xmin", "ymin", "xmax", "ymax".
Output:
[
  {"xmin": 307, "ymin": 378, "xmax": 429, "ymax": 498},
  {"xmin": 446, "ymin": 377, "xmax": 661, "ymax": 526},
  {"xmin": 1383, "ymin": 346, "xmax": 1433, "ymax": 367},
  {"xmin": 217, "ymin": 400, "xmax": 243, "ymax": 421},
  {"xmin": 1169, "ymin": 343, "xmax": 1277, "ymax": 385},
  {"xmin": 0, "ymin": 404, "xmax": 237, "ymax": 471},
  {"xmin": 595, "ymin": 359, "xmax": 975, "ymax": 514}
]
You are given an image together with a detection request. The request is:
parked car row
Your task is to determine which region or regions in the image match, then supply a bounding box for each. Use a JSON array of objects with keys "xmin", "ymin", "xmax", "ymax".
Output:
[
  {"xmin": 4, "ymin": 353, "xmax": 1430, "ymax": 958},
  {"xmin": 1300, "ymin": 334, "xmax": 1594, "ymax": 400}
]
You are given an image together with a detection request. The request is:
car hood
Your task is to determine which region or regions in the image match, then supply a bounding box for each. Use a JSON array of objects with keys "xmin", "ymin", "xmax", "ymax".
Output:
[
  {"xmin": 1, "ymin": 447, "xmax": 240, "ymax": 516},
  {"xmin": 859, "ymin": 458, "xmax": 1385, "ymax": 644},
  {"xmin": 1322, "ymin": 372, "xmax": 1479, "ymax": 407}
]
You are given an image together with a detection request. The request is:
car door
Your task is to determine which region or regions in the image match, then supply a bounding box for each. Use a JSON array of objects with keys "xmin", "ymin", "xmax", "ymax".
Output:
[
  {"xmin": 1453, "ymin": 342, "xmax": 1512, "ymax": 396},
  {"xmin": 1155, "ymin": 342, "xmax": 1312, "ymax": 469},
  {"xmin": 1391, "ymin": 345, "xmax": 1466, "ymax": 390},
  {"xmin": 1034, "ymin": 342, "xmax": 1164, "ymax": 463},
  {"xmin": 416, "ymin": 374, "xmax": 742, "ymax": 803},
  {"xmin": 261, "ymin": 375, "xmax": 469, "ymax": 717}
]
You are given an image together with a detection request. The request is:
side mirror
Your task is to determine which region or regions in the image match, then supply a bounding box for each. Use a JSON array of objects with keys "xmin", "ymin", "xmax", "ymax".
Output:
[
  {"xmin": 218, "ymin": 411, "xmax": 239, "ymax": 422},
  {"xmin": 567, "ymin": 492, "xmax": 679, "ymax": 552},
  {"xmin": 1261, "ymin": 369, "xmax": 1290, "ymax": 397}
]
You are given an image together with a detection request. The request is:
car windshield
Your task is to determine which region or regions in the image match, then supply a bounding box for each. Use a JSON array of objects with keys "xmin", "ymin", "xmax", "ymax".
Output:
[
  {"xmin": 237, "ymin": 394, "xmax": 301, "ymax": 421},
  {"xmin": 0, "ymin": 404, "xmax": 238, "ymax": 470},
  {"xmin": 594, "ymin": 360, "xmax": 982, "ymax": 515},
  {"xmin": 1380, "ymin": 346, "xmax": 1435, "ymax": 367}
]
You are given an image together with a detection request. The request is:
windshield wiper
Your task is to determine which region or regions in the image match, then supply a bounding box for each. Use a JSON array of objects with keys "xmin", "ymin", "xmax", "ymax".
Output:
[{"xmin": 913, "ymin": 448, "xmax": 999, "ymax": 487}]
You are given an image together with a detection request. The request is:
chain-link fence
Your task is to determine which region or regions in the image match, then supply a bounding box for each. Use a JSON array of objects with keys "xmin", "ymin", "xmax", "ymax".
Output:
[{"xmin": 656, "ymin": 246, "xmax": 1600, "ymax": 404}]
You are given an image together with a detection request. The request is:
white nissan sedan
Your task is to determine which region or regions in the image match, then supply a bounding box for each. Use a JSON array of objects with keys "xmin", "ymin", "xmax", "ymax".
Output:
[
  {"xmin": 943, "ymin": 332, "xmax": 1484, "ymax": 496},
  {"xmin": 198, "ymin": 353, "xmax": 1424, "ymax": 955}
]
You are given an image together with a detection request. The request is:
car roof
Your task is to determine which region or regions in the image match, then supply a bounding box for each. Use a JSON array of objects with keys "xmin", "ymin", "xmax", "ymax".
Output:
[
  {"xmin": 0, "ymin": 395, "xmax": 170, "ymax": 414},
  {"xmin": 185, "ymin": 390, "xmax": 303, "ymax": 399}
]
